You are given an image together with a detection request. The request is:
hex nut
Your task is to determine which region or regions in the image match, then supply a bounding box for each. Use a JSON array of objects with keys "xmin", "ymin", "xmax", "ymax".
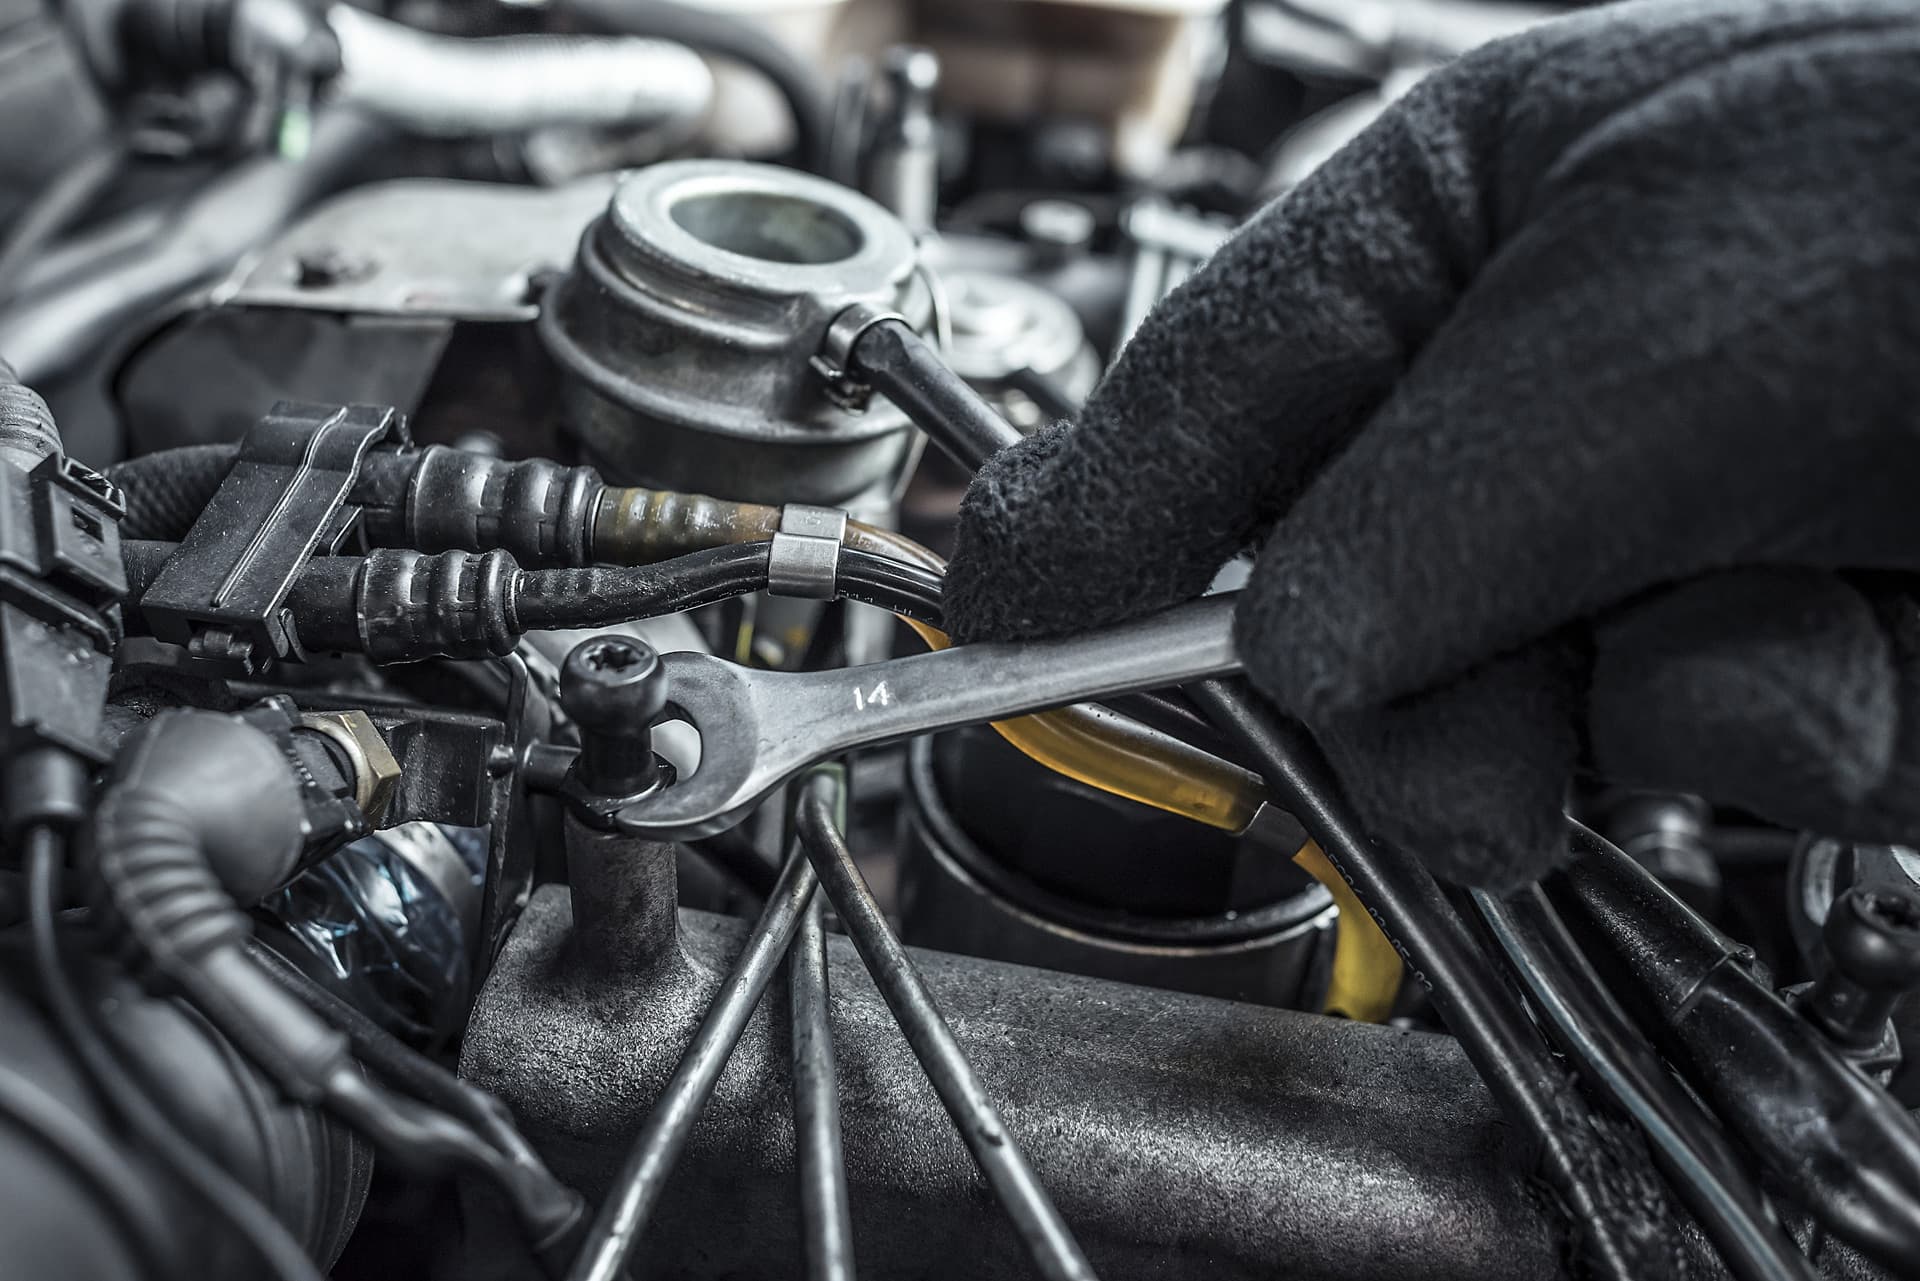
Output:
[{"xmin": 300, "ymin": 709, "xmax": 402, "ymax": 825}]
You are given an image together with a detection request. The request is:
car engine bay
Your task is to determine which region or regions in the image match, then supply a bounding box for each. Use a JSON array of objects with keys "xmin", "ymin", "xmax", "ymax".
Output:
[{"xmin": 0, "ymin": 1, "xmax": 1917, "ymax": 1279}]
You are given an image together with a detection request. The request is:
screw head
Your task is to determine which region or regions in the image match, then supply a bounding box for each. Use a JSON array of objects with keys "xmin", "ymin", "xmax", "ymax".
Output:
[{"xmin": 561, "ymin": 636, "xmax": 666, "ymax": 730}]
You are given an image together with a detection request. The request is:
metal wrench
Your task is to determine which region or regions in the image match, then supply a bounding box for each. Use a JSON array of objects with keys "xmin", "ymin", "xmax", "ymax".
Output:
[{"xmin": 609, "ymin": 593, "xmax": 1242, "ymax": 839}]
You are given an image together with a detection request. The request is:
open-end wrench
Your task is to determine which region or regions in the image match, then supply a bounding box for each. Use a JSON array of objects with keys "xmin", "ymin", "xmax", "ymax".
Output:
[{"xmin": 609, "ymin": 593, "xmax": 1242, "ymax": 839}]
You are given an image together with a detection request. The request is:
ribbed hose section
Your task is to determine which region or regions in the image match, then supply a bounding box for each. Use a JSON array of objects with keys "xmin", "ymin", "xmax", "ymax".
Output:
[
  {"xmin": 88, "ymin": 711, "xmax": 359, "ymax": 1107},
  {"xmin": 92, "ymin": 791, "xmax": 250, "ymax": 981},
  {"xmin": 0, "ymin": 356, "xmax": 62, "ymax": 473},
  {"xmin": 328, "ymin": 5, "xmax": 713, "ymax": 138},
  {"xmin": 89, "ymin": 713, "xmax": 307, "ymax": 976},
  {"xmin": 105, "ymin": 444, "xmax": 237, "ymax": 540}
]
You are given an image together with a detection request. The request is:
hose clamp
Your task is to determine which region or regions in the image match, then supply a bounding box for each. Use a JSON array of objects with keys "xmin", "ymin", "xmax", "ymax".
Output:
[
  {"xmin": 812, "ymin": 303, "xmax": 906, "ymax": 413},
  {"xmin": 767, "ymin": 505, "xmax": 847, "ymax": 601}
]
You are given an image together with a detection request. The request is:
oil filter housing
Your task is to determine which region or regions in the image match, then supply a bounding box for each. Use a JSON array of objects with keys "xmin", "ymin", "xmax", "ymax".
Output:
[{"xmin": 540, "ymin": 159, "xmax": 931, "ymax": 505}]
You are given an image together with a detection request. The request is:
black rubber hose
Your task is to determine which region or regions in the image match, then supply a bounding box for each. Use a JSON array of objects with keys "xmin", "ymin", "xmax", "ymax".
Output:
[
  {"xmin": 514, "ymin": 542, "xmax": 774, "ymax": 629},
  {"xmin": 319, "ymin": 1068, "xmax": 582, "ymax": 1255},
  {"xmin": 104, "ymin": 443, "xmax": 238, "ymax": 540},
  {"xmin": 837, "ymin": 547, "xmax": 944, "ymax": 627},
  {"xmin": 1004, "ymin": 364, "xmax": 1083, "ymax": 424},
  {"xmin": 25, "ymin": 828, "xmax": 328, "ymax": 1281},
  {"xmin": 1185, "ymin": 680, "xmax": 1680, "ymax": 1281},
  {"xmin": 1551, "ymin": 823, "xmax": 1920, "ymax": 1270},
  {"xmin": 91, "ymin": 713, "xmax": 582, "ymax": 1253},
  {"xmin": 245, "ymin": 939, "xmax": 562, "ymax": 1188},
  {"xmin": 848, "ymin": 319, "xmax": 1025, "ymax": 471},
  {"xmin": 1472, "ymin": 888, "xmax": 1815, "ymax": 1281},
  {"xmin": 558, "ymin": 0, "xmax": 830, "ymax": 172}
]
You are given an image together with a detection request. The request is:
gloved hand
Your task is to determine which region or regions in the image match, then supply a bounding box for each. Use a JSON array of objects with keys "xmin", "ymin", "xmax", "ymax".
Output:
[{"xmin": 944, "ymin": 0, "xmax": 1920, "ymax": 889}]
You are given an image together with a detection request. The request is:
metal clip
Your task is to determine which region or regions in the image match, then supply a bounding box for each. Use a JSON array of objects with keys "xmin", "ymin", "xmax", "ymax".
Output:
[
  {"xmin": 811, "ymin": 303, "xmax": 907, "ymax": 413},
  {"xmin": 767, "ymin": 505, "xmax": 847, "ymax": 601}
]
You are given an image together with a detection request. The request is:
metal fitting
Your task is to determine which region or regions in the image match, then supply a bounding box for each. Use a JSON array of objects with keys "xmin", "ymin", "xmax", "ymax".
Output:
[
  {"xmin": 539, "ymin": 160, "xmax": 930, "ymax": 505},
  {"xmin": 813, "ymin": 303, "xmax": 910, "ymax": 413},
  {"xmin": 766, "ymin": 504, "xmax": 847, "ymax": 601},
  {"xmin": 298, "ymin": 709, "xmax": 402, "ymax": 826},
  {"xmin": 558, "ymin": 635, "xmax": 673, "ymax": 826},
  {"xmin": 1798, "ymin": 883, "xmax": 1920, "ymax": 1077}
]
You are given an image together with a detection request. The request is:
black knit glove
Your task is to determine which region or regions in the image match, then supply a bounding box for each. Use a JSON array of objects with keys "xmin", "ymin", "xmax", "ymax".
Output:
[{"xmin": 943, "ymin": 0, "xmax": 1920, "ymax": 889}]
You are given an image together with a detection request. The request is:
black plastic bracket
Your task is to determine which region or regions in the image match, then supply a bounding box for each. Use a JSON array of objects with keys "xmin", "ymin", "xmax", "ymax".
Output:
[{"xmin": 139, "ymin": 401, "xmax": 405, "ymax": 673}]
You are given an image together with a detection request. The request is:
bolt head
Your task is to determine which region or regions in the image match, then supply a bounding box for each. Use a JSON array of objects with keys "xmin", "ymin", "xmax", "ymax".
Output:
[{"xmin": 561, "ymin": 635, "xmax": 666, "ymax": 728}]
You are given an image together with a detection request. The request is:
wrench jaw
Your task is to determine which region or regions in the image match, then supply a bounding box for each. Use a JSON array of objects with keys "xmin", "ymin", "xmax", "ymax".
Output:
[
  {"xmin": 608, "ymin": 651, "xmax": 773, "ymax": 841},
  {"xmin": 604, "ymin": 595, "xmax": 1248, "ymax": 840}
]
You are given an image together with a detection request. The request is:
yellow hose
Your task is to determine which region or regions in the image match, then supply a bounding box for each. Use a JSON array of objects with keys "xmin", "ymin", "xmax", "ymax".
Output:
[
  {"xmin": 593, "ymin": 491, "xmax": 1404, "ymax": 1019},
  {"xmin": 901, "ymin": 617, "xmax": 1402, "ymax": 1022}
]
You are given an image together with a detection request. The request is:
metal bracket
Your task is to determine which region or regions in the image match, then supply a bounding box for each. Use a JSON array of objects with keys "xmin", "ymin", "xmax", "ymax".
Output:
[
  {"xmin": 767, "ymin": 504, "xmax": 847, "ymax": 601},
  {"xmin": 138, "ymin": 401, "xmax": 405, "ymax": 673}
]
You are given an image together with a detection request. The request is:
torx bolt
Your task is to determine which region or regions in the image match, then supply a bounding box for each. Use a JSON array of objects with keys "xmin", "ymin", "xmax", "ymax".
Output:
[
  {"xmin": 1805, "ymin": 883, "xmax": 1920, "ymax": 1050},
  {"xmin": 561, "ymin": 635, "xmax": 668, "ymax": 798}
]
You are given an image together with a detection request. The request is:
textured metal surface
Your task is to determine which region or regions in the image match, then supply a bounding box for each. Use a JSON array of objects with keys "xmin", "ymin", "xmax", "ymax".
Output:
[
  {"xmin": 222, "ymin": 177, "xmax": 616, "ymax": 320},
  {"xmin": 614, "ymin": 594, "xmax": 1243, "ymax": 839},
  {"xmin": 460, "ymin": 845, "xmax": 1564, "ymax": 1280}
]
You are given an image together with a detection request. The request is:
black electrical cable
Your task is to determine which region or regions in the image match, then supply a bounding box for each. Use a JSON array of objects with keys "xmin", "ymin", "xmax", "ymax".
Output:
[
  {"xmin": 559, "ymin": 0, "xmax": 831, "ymax": 172},
  {"xmin": 0, "ymin": 139, "xmax": 125, "ymax": 301},
  {"xmin": 795, "ymin": 777, "xmax": 1098, "ymax": 1281},
  {"xmin": 1184, "ymin": 680, "xmax": 1668, "ymax": 1281},
  {"xmin": 245, "ymin": 940, "xmax": 560, "ymax": 1185},
  {"xmin": 790, "ymin": 894, "xmax": 855, "ymax": 1281},
  {"xmin": 565, "ymin": 834, "xmax": 820, "ymax": 1281},
  {"xmin": 1472, "ymin": 888, "xmax": 1816, "ymax": 1281},
  {"xmin": 318, "ymin": 1066, "xmax": 583, "ymax": 1252},
  {"xmin": 837, "ymin": 547, "xmax": 945, "ymax": 627},
  {"xmin": 515, "ymin": 541, "xmax": 775, "ymax": 630},
  {"xmin": 22, "ymin": 829, "xmax": 328, "ymax": 1281},
  {"xmin": 0, "ymin": 1058, "xmax": 176, "ymax": 1274}
]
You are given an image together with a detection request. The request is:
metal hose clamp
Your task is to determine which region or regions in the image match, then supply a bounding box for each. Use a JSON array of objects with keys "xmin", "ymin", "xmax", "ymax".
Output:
[
  {"xmin": 767, "ymin": 504, "xmax": 848, "ymax": 600},
  {"xmin": 812, "ymin": 302, "xmax": 907, "ymax": 413}
]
